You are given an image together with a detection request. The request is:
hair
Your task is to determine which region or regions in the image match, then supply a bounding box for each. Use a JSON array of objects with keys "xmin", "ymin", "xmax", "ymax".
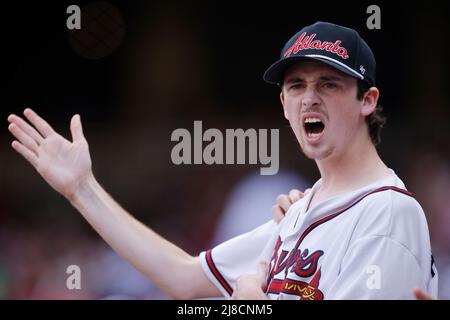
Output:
[{"xmin": 356, "ymin": 80, "xmax": 386, "ymax": 146}]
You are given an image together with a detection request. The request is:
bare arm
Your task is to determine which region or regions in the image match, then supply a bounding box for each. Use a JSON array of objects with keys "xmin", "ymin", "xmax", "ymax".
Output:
[{"xmin": 7, "ymin": 109, "xmax": 220, "ymax": 299}]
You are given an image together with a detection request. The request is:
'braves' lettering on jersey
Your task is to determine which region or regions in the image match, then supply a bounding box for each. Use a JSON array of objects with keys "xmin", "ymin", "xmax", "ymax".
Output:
[{"xmin": 199, "ymin": 170, "xmax": 439, "ymax": 299}]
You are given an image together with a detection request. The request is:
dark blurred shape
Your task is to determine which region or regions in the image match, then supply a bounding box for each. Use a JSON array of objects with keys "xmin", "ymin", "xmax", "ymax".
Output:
[{"xmin": 68, "ymin": 1, "xmax": 126, "ymax": 60}]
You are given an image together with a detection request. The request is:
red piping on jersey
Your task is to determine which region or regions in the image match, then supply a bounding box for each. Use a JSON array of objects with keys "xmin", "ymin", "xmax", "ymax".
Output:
[
  {"xmin": 269, "ymin": 185, "xmax": 413, "ymax": 295},
  {"xmin": 205, "ymin": 249, "xmax": 233, "ymax": 296},
  {"xmin": 292, "ymin": 186, "xmax": 413, "ymax": 251}
]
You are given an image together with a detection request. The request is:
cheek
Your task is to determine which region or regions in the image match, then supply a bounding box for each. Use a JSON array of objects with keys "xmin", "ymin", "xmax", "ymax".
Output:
[
  {"xmin": 329, "ymin": 104, "xmax": 360, "ymax": 137},
  {"xmin": 285, "ymin": 106, "xmax": 302, "ymax": 133},
  {"xmin": 283, "ymin": 100, "xmax": 303, "ymax": 139},
  {"xmin": 283, "ymin": 99, "xmax": 301, "ymax": 120}
]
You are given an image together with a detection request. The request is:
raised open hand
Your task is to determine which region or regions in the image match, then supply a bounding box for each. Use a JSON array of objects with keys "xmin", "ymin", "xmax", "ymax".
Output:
[{"xmin": 7, "ymin": 108, "xmax": 93, "ymax": 199}]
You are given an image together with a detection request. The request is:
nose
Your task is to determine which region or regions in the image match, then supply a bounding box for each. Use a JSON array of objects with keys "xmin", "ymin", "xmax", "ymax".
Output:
[{"xmin": 301, "ymin": 88, "xmax": 321, "ymax": 109}]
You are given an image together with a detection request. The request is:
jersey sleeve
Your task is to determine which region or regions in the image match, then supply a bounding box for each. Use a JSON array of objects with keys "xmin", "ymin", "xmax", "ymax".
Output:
[{"xmin": 199, "ymin": 219, "xmax": 278, "ymax": 298}]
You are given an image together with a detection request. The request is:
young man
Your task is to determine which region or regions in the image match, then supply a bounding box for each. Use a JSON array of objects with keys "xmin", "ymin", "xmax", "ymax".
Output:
[{"xmin": 7, "ymin": 21, "xmax": 437, "ymax": 299}]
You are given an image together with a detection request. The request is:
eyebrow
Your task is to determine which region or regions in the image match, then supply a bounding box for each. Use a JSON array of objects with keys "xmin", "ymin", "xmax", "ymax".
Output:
[{"xmin": 285, "ymin": 75, "xmax": 344, "ymax": 84}]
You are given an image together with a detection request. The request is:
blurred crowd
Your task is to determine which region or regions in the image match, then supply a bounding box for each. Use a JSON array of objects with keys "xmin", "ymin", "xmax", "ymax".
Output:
[
  {"xmin": 0, "ymin": 136, "xmax": 449, "ymax": 299},
  {"xmin": 1, "ymin": 1, "xmax": 449, "ymax": 300}
]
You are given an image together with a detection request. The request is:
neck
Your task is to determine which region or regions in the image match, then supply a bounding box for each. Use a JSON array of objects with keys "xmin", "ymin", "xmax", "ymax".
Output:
[{"xmin": 315, "ymin": 135, "xmax": 391, "ymax": 196}]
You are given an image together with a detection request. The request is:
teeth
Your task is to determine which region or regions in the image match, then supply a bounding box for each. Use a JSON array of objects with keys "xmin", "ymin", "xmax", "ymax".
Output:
[
  {"xmin": 304, "ymin": 117, "xmax": 322, "ymax": 124},
  {"xmin": 307, "ymin": 132, "xmax": 320, "ymax": 137}
]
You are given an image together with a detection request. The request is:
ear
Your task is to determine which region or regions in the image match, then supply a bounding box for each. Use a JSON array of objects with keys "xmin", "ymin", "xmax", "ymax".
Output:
[
  {"xmin": 360, "ymin": 87, "xmax": 379, "ymax": 117},
  {"xmin": 280, "ymin": 91, "xmax": 289, "ymax": 120}
]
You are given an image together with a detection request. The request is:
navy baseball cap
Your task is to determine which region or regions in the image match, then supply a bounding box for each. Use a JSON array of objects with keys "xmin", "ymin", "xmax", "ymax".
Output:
[{"xmin": 263, "ymin": 21, "xmax": 376, "ymax": 87}]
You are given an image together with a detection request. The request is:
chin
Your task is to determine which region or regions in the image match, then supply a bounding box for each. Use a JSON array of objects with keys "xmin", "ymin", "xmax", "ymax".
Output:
[{"xmin": 301, "ymin": 144, "xmax": 334, "ymax": 161}]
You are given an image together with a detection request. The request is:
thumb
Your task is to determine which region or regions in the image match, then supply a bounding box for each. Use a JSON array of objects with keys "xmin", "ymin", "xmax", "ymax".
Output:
[
  {"xmin": 258, "ymin": 261, "xmax": 270, "ymax": 290},
  {"xmin": 70, "ymin": 114, "xmax": 85, "ymax": 142}
]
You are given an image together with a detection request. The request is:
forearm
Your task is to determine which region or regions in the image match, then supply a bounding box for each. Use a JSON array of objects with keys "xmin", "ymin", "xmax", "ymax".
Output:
[
  {"xmin": 68, "ymin": 174, "xmax": 197, "ymax": 299},
  {"xmin": 7, "ymin": 109, "xmax": 217, "ymax": 298}
]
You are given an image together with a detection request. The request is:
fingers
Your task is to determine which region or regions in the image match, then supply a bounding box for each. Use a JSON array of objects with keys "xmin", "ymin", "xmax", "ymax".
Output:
[
  {"xmin": 289, "ymin": 189, "xmax": 304, "ymax": 202},
  {"xmin": 23, "ymin": 108, "xmax": 54, "ymax": 138},
  {"xmin": 272, "ymin": 194, "xmax": 294, "ymax": 224},
  {"xmin": 258, "ymin": 261, "xmax": 269, "ymax": 278},
  {"xmin": 276, "ymin": 194, "xmax": 292, "ymax": 212},
  {"xmin": 8, "ymin": 123, "xmax": 39, "ymax": 156},
  {"xmin": 258, "ymin": 261, "xmax": 270, "ymax": 291},
  {"xmin": 271, "ymin": 205, "xmax": 285, "ymax": 224},
  {"xmin": 272, "ymin": 188, "xmax": 311, "ymax": 224},
  {"xmin": 70, "ymin": 114, "xmax": 85, "ymax": 142},
  {"xmin": 11, "ymin": 141, "xmax": 38, "ymax": 168},
  {"xmin": 413, "ymin": 288, "xmax": 433, "ymax": 300},
  {"xmin": 7, "ymin": 114, "xmax": 44, "ymax": 145}
]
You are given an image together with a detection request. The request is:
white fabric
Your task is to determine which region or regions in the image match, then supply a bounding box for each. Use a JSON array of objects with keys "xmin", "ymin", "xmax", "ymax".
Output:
[{"xmin": 199, "ymin": 170, "xmax": 438, "ymax": 299}]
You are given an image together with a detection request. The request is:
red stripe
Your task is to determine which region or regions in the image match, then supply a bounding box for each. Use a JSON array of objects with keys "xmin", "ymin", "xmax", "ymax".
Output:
[
  {"xmin": 205, "ymin": 250, "xmax": 233, "ymax": 296},
  {"xmin": 293, "ymin": 185, "xmax": 412, "ymax": 250},
  {"xmin": 267, "ymin": 278, "xmax": 324, "ymax": 299},
  {"xmin": 267, "ymin": 279, "xmax": 284, "ymax": 294}
]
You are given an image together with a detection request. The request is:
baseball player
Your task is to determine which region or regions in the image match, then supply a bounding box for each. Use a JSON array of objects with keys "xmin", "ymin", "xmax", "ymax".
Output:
[{"xmin": 7, "ymin": 21, "xmax": 437, "ymax": 299}]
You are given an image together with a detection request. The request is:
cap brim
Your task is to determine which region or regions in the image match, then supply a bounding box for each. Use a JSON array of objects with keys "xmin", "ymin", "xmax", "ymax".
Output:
[{"xmin": 263, "ymin": 55, "xmax": 363, "ymax": 85}]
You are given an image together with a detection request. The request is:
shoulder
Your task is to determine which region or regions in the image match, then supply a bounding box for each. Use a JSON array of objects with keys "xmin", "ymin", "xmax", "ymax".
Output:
[
  {"xmin": 371, "ymin": 186, "xmax": 424, "ymax": 222},
  {"xmin": 348, "ymin": 186, "xmax": 433, "ymax": 277},
  {"xmin": 363, "ymin": 186, "xmax": 421, "ymax": 214},
  {"xmin": 353, "ymin": 186, "xmax": 428, "ymax": 239}
]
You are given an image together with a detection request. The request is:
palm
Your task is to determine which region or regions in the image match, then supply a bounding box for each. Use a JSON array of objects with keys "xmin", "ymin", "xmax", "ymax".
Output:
[
  {"xmin": 37, "ymin": 133, "xmax": 91, "ymax": 195},
  {"xmin": 8, "ymin": 109, "xmax": 93, "ymax": 198}
]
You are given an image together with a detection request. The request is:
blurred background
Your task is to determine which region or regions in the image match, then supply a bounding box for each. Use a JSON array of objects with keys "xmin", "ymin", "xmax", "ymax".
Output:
[{"xmin": 1, "ymin": 0, "xmax": 449, "ymax": 299}]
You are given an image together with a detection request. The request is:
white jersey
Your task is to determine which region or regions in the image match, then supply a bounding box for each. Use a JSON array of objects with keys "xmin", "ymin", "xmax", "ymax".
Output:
[{"xmin": 199, "ymin": 170, "xmax": 438, "ymax": 299}]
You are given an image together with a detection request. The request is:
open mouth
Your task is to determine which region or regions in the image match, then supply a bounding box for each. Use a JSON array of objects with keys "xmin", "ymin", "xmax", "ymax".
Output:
[{"xmin": 304, "ymin": 117, "xmax": 325, "ymax": 138}]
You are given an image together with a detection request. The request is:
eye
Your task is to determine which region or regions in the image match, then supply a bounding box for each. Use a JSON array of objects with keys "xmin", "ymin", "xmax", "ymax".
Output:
[
  {"xmin": 322, "ymin": 82, "xmax": 338, "ymax": 90},
  {"xmin": 290, "ymin": 83, "xmax": 305, "ymax": 90}
]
